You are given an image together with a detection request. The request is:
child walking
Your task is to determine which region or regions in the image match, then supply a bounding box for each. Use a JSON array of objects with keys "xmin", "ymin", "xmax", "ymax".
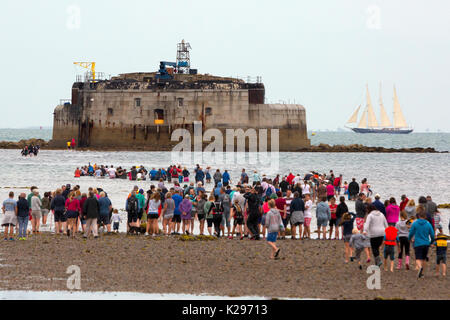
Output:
[
  {"xmin": 265, "ymin": 199, "xmax": 285, "ymax": 260},
  {"xmin": 111, "ymin": 209, "xmax": 121, "ymax": 233},
  {"xmin": 383, "ymin": 224, "xmax": 399, "ymax": 272},
  {"xmin": 340, "ymin": 212, "xmax": 356, "ymax": 263},
  {"xmin": 349, "ymin": 228, "xmax": 370, "ymax": 269},
  {"xmin": 434, "ymin": 232, "xmax": 448, "ymax": 277},
  {"xmin": 395, "ymin": 211, "xmax": 411, "ymax": 269}
]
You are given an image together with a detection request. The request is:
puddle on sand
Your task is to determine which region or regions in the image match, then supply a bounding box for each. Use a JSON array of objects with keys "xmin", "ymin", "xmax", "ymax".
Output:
[{"xmin": 0, "ymin": 290, "xmax": 317, "ymax": 300}]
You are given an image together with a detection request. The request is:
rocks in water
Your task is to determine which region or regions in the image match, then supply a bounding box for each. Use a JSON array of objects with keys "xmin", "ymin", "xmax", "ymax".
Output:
[
  {"xmin": 0, "ymin": 138, "xmax": 48, "ymax": 149},
  {"xmin": 296, "ymin": 143, "xmax": 444, "ymax": 153},
  {"xmin": 437, "ymin": 203, "xmax": 450, "ymax": 209},
  {"xmin": 0, "ymin": 138, "xmax": 445, "ymax": 153}
]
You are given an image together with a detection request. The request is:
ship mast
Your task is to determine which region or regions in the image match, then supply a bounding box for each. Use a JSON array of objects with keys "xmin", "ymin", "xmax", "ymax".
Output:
[
  {"xmin": 366, "ymin": 84, "xmax": 379, "ymax": 128},
  {"xmin": 392, "ymin": 85, "xmax": 408, "ymax": 128},
  {"xmin": 379, "ymin": 82, "xmax": 392, "ymax": 127}
]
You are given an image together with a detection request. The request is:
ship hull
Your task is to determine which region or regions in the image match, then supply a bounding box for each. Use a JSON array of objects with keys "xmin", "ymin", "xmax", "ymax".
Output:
[{"xmin": 351, "ymin": 128, "xmax": 413, "ymax": 134}]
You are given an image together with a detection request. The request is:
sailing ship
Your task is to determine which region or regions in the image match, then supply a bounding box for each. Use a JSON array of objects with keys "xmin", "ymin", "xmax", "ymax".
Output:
[{"xmin": 345, "ymin": 84, "xmax": 413, "ymax": 134}]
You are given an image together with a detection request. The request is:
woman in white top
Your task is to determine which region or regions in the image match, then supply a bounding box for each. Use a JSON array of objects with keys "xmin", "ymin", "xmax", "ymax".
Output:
[
  {"xmin": 145, "ymin": 192, "xmax": 161, "ymax": 236},
  {"xmin": 302, "ymin": 194, "xmax": 313, "ymax": 239},
  {"xmin": 302, "ymin": 181, "xmax": 311, "ymax": 196}
]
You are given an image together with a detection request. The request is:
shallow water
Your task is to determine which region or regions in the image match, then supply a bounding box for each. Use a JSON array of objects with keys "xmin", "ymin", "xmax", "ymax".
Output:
[
  {"xmin": 0, "ymin": 149, "xmax": 448, "ymax": 234},
  {"xmin": 0, "ymin": 290, "xmax": 307, "ymax": 300}
]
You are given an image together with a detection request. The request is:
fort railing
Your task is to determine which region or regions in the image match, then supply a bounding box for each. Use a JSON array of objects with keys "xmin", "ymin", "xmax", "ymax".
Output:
[{"xmin": 232, "ymin": 76, "xmax": 262, "ymax": 84}]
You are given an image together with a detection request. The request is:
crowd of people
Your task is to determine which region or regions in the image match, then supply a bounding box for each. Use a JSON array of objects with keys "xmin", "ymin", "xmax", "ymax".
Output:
[
  {"xmin": 2, "ymin": 166, "xmax": 448, "ymax": 277},
  {"xmin": 21, "ymin": 145, "xmax": 40, "ymax": 157}
]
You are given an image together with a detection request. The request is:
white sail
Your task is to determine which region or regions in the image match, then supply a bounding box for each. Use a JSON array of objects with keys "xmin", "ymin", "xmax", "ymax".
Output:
[
  {"xmin": 357, "ymin": 107, "xmax": 368, "ymax": 128},
  {"xmin": 393, "ymin": 86, "xmax": 408, "ymax": 128},
  {"xmin": 379, "ymin": 83, "xmax": 392, "ymax": 127},
  {"xmin": 346, "ymin": 105, "xmax": 361, "ymax": 124},
  {"xmin": 366, "ymin": 85, "xmax": 379, "ymax": 128}
]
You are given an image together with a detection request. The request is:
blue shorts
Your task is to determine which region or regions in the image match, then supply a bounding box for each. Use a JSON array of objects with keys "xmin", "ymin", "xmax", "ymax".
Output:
[{"xmin": 267, "ymin": 232, "xmax": 278, "ymax": 243}]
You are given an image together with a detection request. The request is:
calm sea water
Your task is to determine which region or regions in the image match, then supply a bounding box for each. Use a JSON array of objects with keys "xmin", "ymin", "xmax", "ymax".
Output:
[{"xmin": 0, "ymin": 129, "xmax": 449, "ymax": 151}]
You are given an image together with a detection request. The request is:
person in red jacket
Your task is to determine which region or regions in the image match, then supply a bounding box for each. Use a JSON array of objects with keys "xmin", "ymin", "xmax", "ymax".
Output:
[
  {"xmin": 383, "ymin": 225, "xmax": 399, "ymax": 272},
  {"xmin": 399, "ymin": 194, "xmax": 409, "ymax": 212},
  {"xmin": 287, "ymin": 173, "xmax": 295, "ymax": 185}
]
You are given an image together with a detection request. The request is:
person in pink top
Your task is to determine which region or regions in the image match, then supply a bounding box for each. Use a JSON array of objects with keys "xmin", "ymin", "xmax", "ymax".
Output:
[
  {"xmin": 326, "ymin": 183, "xmax": 335, "ymax": 201},
  {"xmin": 65, "ymin": 192, "xmax": 81, "ymax": 238},
  {"xmin": 385, "ymin": 197, "xmax": 400, "ymax": 227}
]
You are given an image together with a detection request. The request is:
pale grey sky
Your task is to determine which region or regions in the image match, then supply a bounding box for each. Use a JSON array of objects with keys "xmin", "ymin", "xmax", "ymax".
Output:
[{"xmin": 0, "ymin": 0, "xmax": 449, "ymax": 131}]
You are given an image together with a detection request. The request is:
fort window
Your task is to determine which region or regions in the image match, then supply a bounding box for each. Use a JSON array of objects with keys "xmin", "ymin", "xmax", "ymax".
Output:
[
  {"xmin": 135, "ymin": 98, "xmax": 141, "ymax": 107},
  {"xmin": 154, "ymin": 109, "xmax": 164, "ymax": 125},
  {"xmin": 177, "ymin": 98, "xmax": 184, "ymax": 107},
  {"xmin": 108, "ymin": 108, "xmax": 114, "ymax": 116},
  {"xmin": 205, "ymin": 107, "xmax": 212, "ymax": 115}
]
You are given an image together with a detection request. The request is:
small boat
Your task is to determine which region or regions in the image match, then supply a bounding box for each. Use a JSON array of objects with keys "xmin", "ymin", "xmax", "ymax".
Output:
[{"xmin": 345, "ymin": 84, "xmax": 413, "ymax": 134}]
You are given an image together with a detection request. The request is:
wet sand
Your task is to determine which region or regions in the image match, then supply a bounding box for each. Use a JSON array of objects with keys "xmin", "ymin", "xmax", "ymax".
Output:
[{"xmin": 0, "ymin": 233, "xmax": 448, "ymax": 300}]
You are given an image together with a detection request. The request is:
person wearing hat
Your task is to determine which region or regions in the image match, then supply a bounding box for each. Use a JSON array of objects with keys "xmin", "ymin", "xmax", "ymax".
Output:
[{"xmin": 373, "ymin": 194, "xmax": 386, "ymax": 216}]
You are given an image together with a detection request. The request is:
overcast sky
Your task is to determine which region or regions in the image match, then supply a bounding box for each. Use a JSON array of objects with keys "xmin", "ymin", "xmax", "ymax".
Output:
[{"xmin": 0, "ymin": 0, "xmax": 449, "ymax": 132}]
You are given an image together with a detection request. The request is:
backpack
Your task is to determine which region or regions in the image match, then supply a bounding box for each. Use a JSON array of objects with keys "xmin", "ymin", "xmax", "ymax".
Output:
[
  {"xmin": 127, "ymin": 196, "xmax": 138, "ymax": 214},
  {"xmin": 265, "ymin": 186, "xmax": 273, "ymax": 197},
  {"xmin": 233, "ymin": 204, "xmax": 243, "ymax": 219}
]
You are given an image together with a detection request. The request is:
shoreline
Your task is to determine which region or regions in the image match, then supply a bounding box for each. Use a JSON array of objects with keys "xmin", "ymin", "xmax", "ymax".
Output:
[
  {"xmin": 0, "ymin": 139, "xmax": 447, "ymax": 153},
  {"xmin": 1, "ymin": 234, "xmax": 448, "ymax": 300}
]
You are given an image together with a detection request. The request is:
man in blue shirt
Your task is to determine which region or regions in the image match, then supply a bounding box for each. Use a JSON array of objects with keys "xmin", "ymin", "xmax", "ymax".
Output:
[
  {"xmin": 172, "ymin": 190, "xmax": 183, "ymax": 235},
  {"xmin": 98, "ymin": 193, "xmax": 112, "ymax": 232},
  {"xmin": 222, "ymin": 170, "xmax": 231, "ymax": 186},
  {"xmin": 149, "ymin": 168, "xmax": 158, "ymax": 180},
  {"xmin": 195, "ymin": 168, "xmax": 205, "ymax": 185}
]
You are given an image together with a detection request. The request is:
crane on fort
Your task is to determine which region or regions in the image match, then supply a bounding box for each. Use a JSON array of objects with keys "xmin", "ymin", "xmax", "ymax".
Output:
[{"xmin": 73, "ymin": 61, "xmax": 96, "ymax": 81}]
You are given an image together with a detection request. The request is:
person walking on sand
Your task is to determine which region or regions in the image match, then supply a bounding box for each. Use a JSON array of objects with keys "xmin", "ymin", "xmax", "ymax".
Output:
[
  {"xmin": 408, "ymin": 210, "xmax": 435, "ymax": 279},
  {"xmin": 289, "ymin": 191, "xmax": 304, "ymax": 240},
  {"xmin": 17, "ymin": 193, "xmax": 29, "ymax": 240},
  {"xmin": 340, "ymin": 212, "xmax": 356, "ymax": 263},
  {"xmin": 180, "ymin": 195, "xmax": 192, "ymax": 235},
  {"xmin": 316, "ymin": 197, "xmax": 331, "ymax": 240},
  {"xmin": 230, "ymin": 199, "xmax": 244, "ymax": 239},
  {"xmin": 83, "ymin": 191, "xmax": 100, "ymax": 239},
  {"xmin": 386, "ymin": 197, "xmax": 400, "ymax": 227},
  {"xmin": 30, "ymin": 189, "xmax": 42, "ymax": 234},
  {"xmin": 204, "ymin": 194, "xmax": 215, "ymax": 236},
  {"xmin": 328, "ymin": 196, "xmax": 338, "ymax": 240},
  {"xmin": 98, "ymin": 192, "xmax": 112, "ymax": 234},
  {"xmin": 395, "ymin": 211, "xmax": 411, "ymax": 270},
  {"xmin": 364, "ymin": 204, "xmax": 388, "ymax": 267},
  {"xmin": 51, "ymin": 188, "xmax": 67, "ymax": 235},
  {"xmin": 65, "ymin": 192, "xmax": 81, "ymax": 238},
  {"xmin": 349, "ymin": 228, "xmax": 369, "ymax": 269},
  {"xmin": 2, "ymin": 192, "xmax": 18, "ymax": 240},
  {"xmin": 161, "ymin": 192, "xmax": 175, "ymax": 235},
  {"xmin": 434, "ymin": 232, "xmax": 448, "ymax": 277},
  {"xmin": 265, "ymin": 199, "xmax": 284, "ymax": 260},
  {"xmin": 355, "ymin": 193, "xmax": 367, "ymax": 232},
  {"xmin": 383, "ymin": 224, "xmax": 399, "ymax": 272},
  {"xmin": 146, "ymin": 192, "xmax": 161, "ymax": 236}
]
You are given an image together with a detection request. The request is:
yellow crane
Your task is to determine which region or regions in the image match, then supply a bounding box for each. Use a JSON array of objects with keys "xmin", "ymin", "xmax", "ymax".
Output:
[{"xmin": 73, "ymin": 62, "xmax": 96, "ymax": 81}]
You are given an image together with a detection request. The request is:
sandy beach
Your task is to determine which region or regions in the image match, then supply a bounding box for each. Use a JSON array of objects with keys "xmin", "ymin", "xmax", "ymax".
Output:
[{"xmin": 0, "ymin": 233, "xmax": 448, "ymax": 300}]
